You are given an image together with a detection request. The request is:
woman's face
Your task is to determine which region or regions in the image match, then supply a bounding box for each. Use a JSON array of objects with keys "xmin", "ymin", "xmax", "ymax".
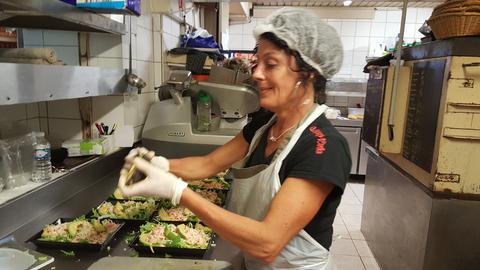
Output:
[{"xmin": 252, "ymin": 38, "xmax": 307, "ymax": 112}]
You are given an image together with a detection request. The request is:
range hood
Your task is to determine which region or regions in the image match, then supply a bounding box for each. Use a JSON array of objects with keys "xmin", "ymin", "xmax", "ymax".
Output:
[{"xmin": 0, "ymin": 0, "xmax": 125, "ymax": 35}]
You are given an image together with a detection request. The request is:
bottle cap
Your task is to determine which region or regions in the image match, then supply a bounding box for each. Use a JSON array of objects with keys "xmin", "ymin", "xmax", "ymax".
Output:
[{"xmin": 198, "ymin": 91, "xmax": 210, "ymax": 103}]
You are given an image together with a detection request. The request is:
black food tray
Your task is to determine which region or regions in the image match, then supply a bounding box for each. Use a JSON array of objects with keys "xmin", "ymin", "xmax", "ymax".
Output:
[
  {"xmin": 87, "ymin": 199, "xmax": 158, "ymax": 226},
  {"xmin": 130, "ymin": 221, "xmax": 213, "ymax": 258},
  {"xmin": 153, "ymin": 201, "xmax": 202, "ymax": 225},
  {"xmin": 192, "ymin": 189, "xmax": 227, "ymax": 206},
  {"xmin": 29, "ymin": 218, "xmax": 124, "ymax": 251},
  {"xmin": 130, "ymin": 234, "xmax": 208, "ymax": 258}
]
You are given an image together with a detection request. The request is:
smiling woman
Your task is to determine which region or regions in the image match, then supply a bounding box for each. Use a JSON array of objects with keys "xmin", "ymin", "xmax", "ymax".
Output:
[{"xmin": 118, "ymin": 8, "xmax": 351, "ymax": 270}]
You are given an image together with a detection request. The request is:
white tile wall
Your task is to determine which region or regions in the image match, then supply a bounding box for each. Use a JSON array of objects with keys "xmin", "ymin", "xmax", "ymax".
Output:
[
  {"xmin": 89, "ymin": 33, "xmax": 122, "ymax": 58},
  {"xmin": 43, "ymin": 30, "xmax": 78, "ymax": 46},
  {"xmin": 341, "ymin": 21, "xmax": 357, "ymax": 36},
  {"xmin": 89, "ymin": 57, "xmax": 123, "ymax": 68},
  {"xmin": 47, "ymin": 99, "xmax": 80, "ymax": 119},
  {"xmin": 91, "ymin": 95, "xmax": 125, "ymax": 137},
  {"xmin": 137, "ymin": 26, "xmax": 154, "ymax": 62},
  {"xmin": 22, "ymin": 29, "xmax": 43, "ymax": 46},
  {"xmin": 26, "ymin": 103, "xmax": 39, "ymax": 119},
  {"xmin": 0, "ymin": 104, "xmax": 27, "ymax": 122},
  {"xmin": 231, "ymin": 7, "xmax": 433, "ymax": 79},
  {"xmin": 153, "ymin": 31, "xmax": 162, "ymax": 63},
  {"xmin": 355, "ymin": 21, "xmax": 371, "ymax": 37},
  {"xmin": 22, "ymin": 29, "xmax": 79, "ymax": 65},
  {"xmin": 136, "ymin": 60, "xmax": 155, "ymax": 92},
  {"xmin": 38, "ymin": 102, "xmax": 47, "ymax": 117},
  {"xmin": 26, "ymin": 119, "xmax": 41, "ymax": 131},
  {"xmin": 48, "ymin": 119, "xmax": 82, "ymax": 140}
]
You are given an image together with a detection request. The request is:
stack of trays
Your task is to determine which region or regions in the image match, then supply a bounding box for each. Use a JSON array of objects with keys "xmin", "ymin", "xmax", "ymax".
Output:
[{"xmin": 428, "ymin": 0, "xmax": 480, "ymax": 39}]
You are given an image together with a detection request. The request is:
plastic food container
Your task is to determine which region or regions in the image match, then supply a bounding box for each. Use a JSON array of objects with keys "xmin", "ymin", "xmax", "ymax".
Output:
[{"xmin": 348, "ymin": 108, "xmax": 365, "ymax": 120}]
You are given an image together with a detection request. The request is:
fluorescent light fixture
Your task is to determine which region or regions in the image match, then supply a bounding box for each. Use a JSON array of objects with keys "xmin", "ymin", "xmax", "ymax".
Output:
[{"xmin": 343, "ymin": 0, "xmax": 352, "ymax": 6}]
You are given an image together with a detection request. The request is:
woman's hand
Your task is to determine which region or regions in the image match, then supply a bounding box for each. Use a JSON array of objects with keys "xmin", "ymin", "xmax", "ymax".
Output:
[
  {"xmin": 118, "ymin": 157, "xmax": 187, "ymax": 205},
  {"xmin": 124, "ymin": 147, "xmax": 169, "ymax": 171}
]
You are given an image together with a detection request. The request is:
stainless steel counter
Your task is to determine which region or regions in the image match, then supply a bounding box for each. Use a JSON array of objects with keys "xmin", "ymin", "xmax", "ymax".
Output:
[
  {"xmin": 329, "ymin": 118, "xmax": 363, "ymax": 127},
  {"xmin": 362, "ymin": 148, "xmax": 480, "ymax": 270},
  {"xmin": 0, "ymin": 148, "xmax": 238, "ymax": 269}
]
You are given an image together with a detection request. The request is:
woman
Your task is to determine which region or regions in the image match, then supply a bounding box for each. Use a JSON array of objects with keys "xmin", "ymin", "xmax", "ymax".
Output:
[{"xmin": 119, "ymin": 8, "xmax": 351, "ymax": 270}]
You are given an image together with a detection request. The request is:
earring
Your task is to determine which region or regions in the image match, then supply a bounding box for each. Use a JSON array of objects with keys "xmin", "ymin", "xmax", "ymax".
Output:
[{"xmin": 294, "ymin": 81, "xmax": 302, "ymax": 89}]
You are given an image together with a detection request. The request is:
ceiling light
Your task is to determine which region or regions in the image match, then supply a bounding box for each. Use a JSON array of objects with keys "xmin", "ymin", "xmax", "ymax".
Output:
[{"xmin": 343, "ymin": 0, "xmax": 352, "ymax": 6}]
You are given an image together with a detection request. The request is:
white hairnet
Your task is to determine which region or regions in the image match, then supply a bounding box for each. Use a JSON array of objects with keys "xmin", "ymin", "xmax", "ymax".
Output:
[{"xmin": 253, "ymin": 8, "xmax": 343, "ymax": 79}]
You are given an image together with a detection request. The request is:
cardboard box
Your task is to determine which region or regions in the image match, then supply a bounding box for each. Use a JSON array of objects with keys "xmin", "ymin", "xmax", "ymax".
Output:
[
  {"xmin": 76, "ymin": 0, "xmax": 141, "ymax": 16},
  {"xmin": 208, "ymin": 65, "xmax": 250, "ymax": 85}
]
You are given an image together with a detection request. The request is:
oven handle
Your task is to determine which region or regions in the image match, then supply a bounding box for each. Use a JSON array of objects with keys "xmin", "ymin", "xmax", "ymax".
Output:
[{"xmin": 462, "ymin": 62, "xmax": 480, "ymax": 68}]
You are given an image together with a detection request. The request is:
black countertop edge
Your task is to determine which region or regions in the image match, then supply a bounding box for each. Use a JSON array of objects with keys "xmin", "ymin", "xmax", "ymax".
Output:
[
  {"xmin": 402, "ymin": 37, "xmax": 480, "ymax": 60},
  {"xmin": 0, "ymin": 147, "xmax": 131, "ymax": 240},
  {"xmin": 366, "ymin": 147, "xmax": 480, "ymax": 201}
]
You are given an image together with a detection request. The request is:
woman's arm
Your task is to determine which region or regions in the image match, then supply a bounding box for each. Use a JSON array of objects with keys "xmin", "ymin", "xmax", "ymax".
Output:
[
  {"xmin": 168, "ymin": 133, "xmax": 250, "ymax": 180},
  {"xmin": 181, "ymin": 177, "xmax": 334, "ymax": 263}
]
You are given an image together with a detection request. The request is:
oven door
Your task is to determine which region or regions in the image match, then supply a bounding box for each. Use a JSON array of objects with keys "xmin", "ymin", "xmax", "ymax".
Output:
[{"xmin": 336, "ymin": 126, "xmax": 361, "ymax": 174}]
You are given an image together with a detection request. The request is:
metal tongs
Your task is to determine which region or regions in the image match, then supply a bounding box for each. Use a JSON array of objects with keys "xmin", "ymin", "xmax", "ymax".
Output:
[{"xmin": 124, "ymin": 150, "xmax": 156, "ymax": 186}]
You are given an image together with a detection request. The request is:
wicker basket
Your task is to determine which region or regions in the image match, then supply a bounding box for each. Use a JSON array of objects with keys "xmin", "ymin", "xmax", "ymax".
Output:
[
  {"xmin": 432, "ymin": 0, "xmax": 480, "ymax": 17},
  {"xmin": 428, "ymin": 12, "xmax": 480, "ymax": 39},
  {"xmin": 433, "ymin": 4, "xmax": 480, "ymax": 17}
]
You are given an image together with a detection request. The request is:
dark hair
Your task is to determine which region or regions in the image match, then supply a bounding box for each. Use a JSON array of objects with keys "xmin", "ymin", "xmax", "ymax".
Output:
[{"xmin": 254, "ymin": 32, "xmax": 327, "ymax": 104}]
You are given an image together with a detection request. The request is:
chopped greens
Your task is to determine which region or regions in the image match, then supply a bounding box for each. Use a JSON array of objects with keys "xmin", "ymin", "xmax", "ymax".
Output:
[
  {"xmin": 154, "ymin": 200, "xmax": 200, "ymax": 222},
  {"xmin": 188, "ymin": 172, "xmax": 231, "ymax": 191},
  {"xmin": 138, "ymin": 222, "xmax": 211, "ymax": 250},
  {"xmin": 38, "ymin": 217, "xmax": 119, "ymax": 244},
  {"xmin": 93, "ymin": 199, "xmax": 157, "ymax": 220},
  {"xmin": 60, "ymin": 250, "xmax": 75, "ymax": 257},
  {"xmin": 124, "ymin": 231, "xmax": 137, "ymax": 245}
]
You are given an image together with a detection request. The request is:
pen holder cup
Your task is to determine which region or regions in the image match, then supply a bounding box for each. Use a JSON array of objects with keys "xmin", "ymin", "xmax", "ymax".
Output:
[{"xmin": 99, "ymin": 135, "xmax": 115, "ymax": 154}]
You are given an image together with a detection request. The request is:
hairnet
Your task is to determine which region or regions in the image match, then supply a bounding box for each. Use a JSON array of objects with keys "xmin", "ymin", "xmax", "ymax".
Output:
[{"xmin": 253, "ymin": 8, "xmax": 343, "ymax": 79}]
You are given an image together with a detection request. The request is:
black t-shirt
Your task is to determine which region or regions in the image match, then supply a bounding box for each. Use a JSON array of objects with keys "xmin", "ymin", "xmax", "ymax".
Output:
[{"xmin": 242, "ymin": 109, "xmax": 351, "ymax": 250}]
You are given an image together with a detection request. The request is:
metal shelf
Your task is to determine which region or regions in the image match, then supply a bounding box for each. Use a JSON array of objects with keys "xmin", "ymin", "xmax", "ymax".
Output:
[
  {"xmin": 0, "ymin": 0, "xmax": 126, "ymax": 35},
  {"xmin": 0, "ymin": 63, "xmax": 127, "ymax": 105},
  {"xmin": 167, "ymin": 62, "xmax": 212, "ymax": 70}
]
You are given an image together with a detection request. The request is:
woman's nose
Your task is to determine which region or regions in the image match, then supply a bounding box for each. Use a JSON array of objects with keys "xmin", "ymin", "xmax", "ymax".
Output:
[{"xmin": 252, "ymin": 65, "xmax": 265, "ymax": 82}]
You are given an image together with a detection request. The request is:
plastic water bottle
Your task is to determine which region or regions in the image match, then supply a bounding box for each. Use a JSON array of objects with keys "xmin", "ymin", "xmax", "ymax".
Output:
[
  {"xmin": 32, "ymin": 132, "xmax": 52, "ymax": 182},
  {"xmin": 196, "ymin": 91, "xmax": 211, "ymax": 132}
]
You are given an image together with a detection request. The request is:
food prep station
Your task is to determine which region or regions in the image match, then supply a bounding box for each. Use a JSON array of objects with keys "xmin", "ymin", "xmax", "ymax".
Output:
[{"xmin": 0, "ymin": 148, "xmax": 238, "ymax": 269}]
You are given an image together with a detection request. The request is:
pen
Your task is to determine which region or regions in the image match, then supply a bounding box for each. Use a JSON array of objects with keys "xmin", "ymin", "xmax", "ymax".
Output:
[
  {"xmin": 100, "ymin": 123, "xmax": 107, "ymax": 134},
  {"xmin": 109, "ymin": 123, "xmax": 117, "ymax": 135},
  {"xmin": 104, "ymin": 126, "xmax": 109, "ymax": 135},
  {"xmin": 95, "ymin": 123, "xmax": 104, "ymax": 135}
]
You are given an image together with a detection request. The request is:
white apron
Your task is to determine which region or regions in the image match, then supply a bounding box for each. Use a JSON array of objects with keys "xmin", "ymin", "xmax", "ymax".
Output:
[{"xmin": 227, "ymin": 104, "xmax": 335, "ymax": 270}]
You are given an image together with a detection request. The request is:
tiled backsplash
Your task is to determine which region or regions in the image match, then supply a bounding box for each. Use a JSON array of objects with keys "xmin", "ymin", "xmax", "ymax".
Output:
[
  {"xmin": 22, "ymin": 29, "xmax": 80, "ymax": 66},
  {"xmin": 228, "ymin": 7, "xmax": 433, "ymax": 79}
]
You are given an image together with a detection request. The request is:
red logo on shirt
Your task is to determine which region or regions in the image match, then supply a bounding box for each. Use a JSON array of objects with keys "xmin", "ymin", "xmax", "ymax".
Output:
[{"xmin": 309, "ymin": 126, "xmax": 327, "ymax": 155}]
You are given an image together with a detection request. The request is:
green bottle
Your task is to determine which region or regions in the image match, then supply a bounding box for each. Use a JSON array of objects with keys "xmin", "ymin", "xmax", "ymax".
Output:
[{"xmin": 196, "ymin": 91, "xmax": 211, "ymax": 132}]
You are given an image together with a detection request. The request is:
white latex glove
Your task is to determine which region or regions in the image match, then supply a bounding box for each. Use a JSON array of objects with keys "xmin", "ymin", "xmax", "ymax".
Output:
[
  {"xmin": 118, "ymin": 157, "xmax": 187, "ymax": 205},
  {"xmin": 124, "ymin": 147, "xmax": 169, "ymax": 171}
]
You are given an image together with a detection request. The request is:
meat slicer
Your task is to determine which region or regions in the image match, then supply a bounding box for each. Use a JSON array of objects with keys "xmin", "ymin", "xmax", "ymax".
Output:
[{"xmin": 142, "ymin": 71, "xmax": 259, "ymax": 158}]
